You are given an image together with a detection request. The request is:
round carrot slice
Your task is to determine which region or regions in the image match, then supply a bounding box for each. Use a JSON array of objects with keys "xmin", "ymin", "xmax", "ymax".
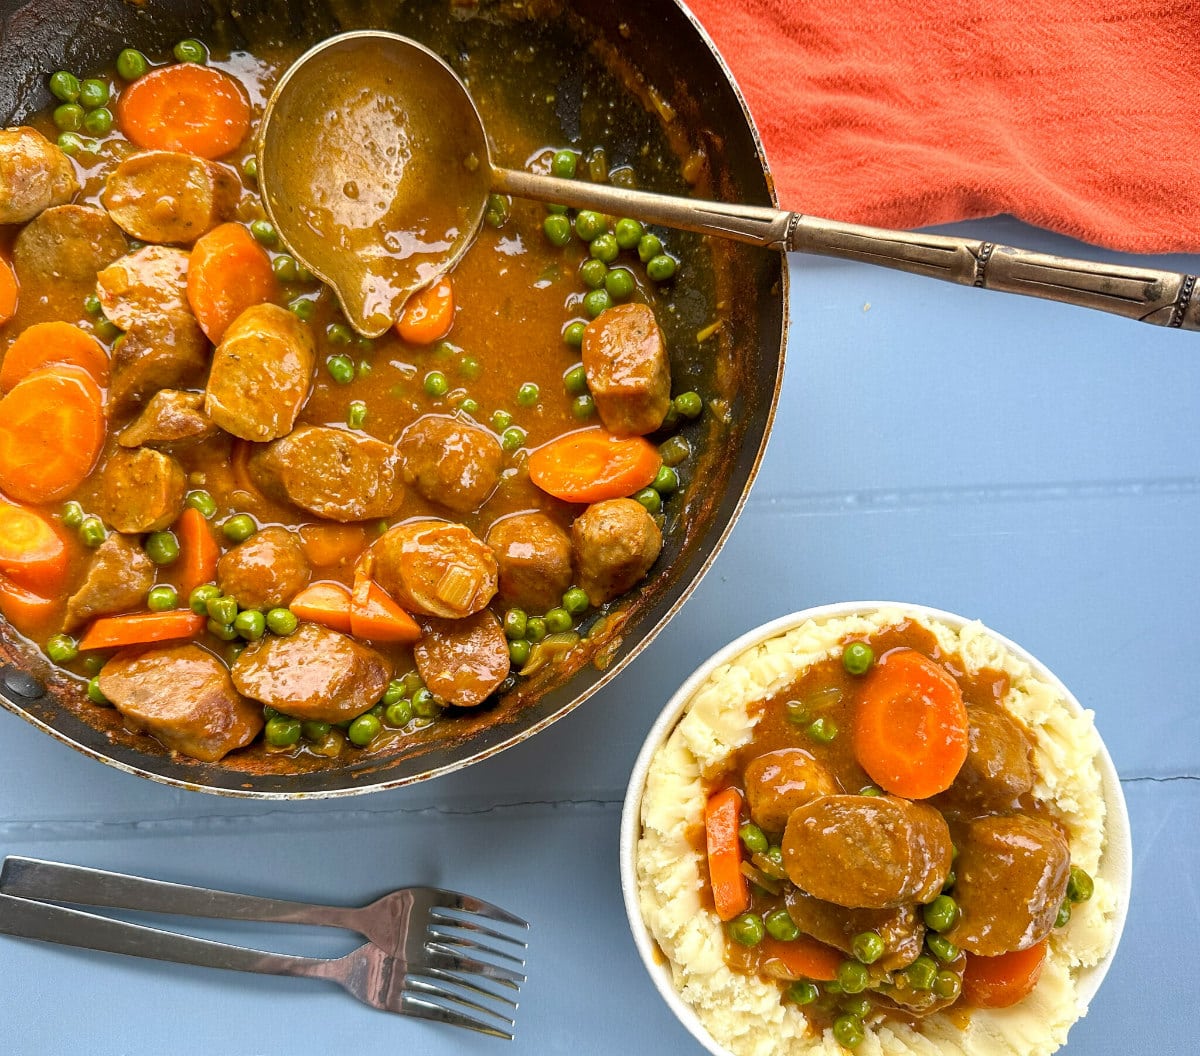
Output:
[
  {"xmin": 187, "ymin": 223, "xmax": 279, "ymax": 343},
  {"xmin": 0, "ymin": 256, "xmax": 18, "ymax": 326},
  {"xmin": 528, "ymin": 427, "xmax": 662, "ymax": 503},
  {"xmin": 962, "ymin": 940, "xmax": 1048, "ymax": 1008},
  {"xmin": 118, "ymin": 63, "xmax": 251, "ymax": 159},
  {"xmin": 0, "ymin": 321, "xmax": 109, "ymax": 391}
]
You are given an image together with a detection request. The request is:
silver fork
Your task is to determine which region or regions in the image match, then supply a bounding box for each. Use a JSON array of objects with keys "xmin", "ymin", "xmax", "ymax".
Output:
[{"xmin": 0, "ymin": 857, "xmax": 528, "ymax": 1040}]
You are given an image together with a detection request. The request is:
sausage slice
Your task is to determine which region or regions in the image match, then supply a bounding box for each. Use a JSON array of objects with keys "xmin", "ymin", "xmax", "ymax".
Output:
[
  {"xmin": 118, "ymin": 389, "xmax": 217, "ymax": 448},
  {"xmin": 414, "ymin": 611, "xmax": 510, "ymax": 707},
  {"xmin": 101, "ymin": 150, "xmax": 239, "ymax": 244},
  {"xmin": 90, "ymin": 447, "xmax": 187, "ymax": 533},
  {"xmin": 486, "ymin": 511, "xmax": 573, "ymax": 614},
  {"xmin": 97, "ymin": 244, "xmax": 192, "ymax": 329},
  {"xmin": 216, "ymin": 526, "xmax": 310, "ymax": 610},
  {"xmin": 744, "ymin": 748, "xmax": 837, "ymax": 833},
  {"xmin": 938, "ymin": 705, "xmax": 1035, "ymax": 813},
  {"xmin": 13, "ymin": 204, "xmax": 126, "ymax": 284},
  {"xmin": 581, "ymin": 302, "xmax": 671, "ymax": 436},
  {"xmin": 369, "ymin": 520, "xmax": 498, "ymax": 619},
  {"xmin": 64, "ymin": 533, "xmax": 155, "ymax": 631},
  {"xmin": 571, "ymin": 497, "xmax": 662, "ymax": 606},
  {"xmin": 0, "ymin": 126, "xmax": 79, "ymax": 224},
  {"xmin": 109, "ymin": 316, "xmax": 209, "ymax": 413},
  {"xmin": 784, "ymin": 889, "xmax": 925, "ymax": 973},
  {"xmin": 398, "ymin": 414, "xmax": 502, "ymax": 513}
]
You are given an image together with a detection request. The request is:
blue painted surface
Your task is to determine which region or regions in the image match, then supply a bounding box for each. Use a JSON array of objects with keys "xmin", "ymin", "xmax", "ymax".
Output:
[{"xmin": 0, "ymin": 216, "xmax": 1196, "ymax": 1055}]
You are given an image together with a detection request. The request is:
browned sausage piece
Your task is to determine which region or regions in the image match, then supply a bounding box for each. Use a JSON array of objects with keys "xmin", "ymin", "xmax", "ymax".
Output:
[
  {"xmin": 13, "ymin": 204, "xmax": 127, "ymax": 283},
  {"xmin": 90, "ymin": 447, "xmax": 187, "ymax": 533},
  {"xmin": 744, "ymin": 748, "xmax": 837, "ymax": 833},
  {"xmin": 118, "ymin": 389, "xmax": 218, "ymax": 448},
  {"xmin": 205, "ymin": 304, "xmax": 315, "ymax": 442},
  {"xmin": 581, "ymin": 302, "xmax": 671, "ymax": 436},
  {"xmin": 109, "ymin": 316, "xmax": 209, "ymax": 413},
  {"xmin": 398, "ymin": 414, "xmax": 502, "ymax": 513},
  {"xmin": 97, "ymin": 244, "xmax": 191, "ymax": 329},
  {"xmin": 98, "ymin": 643, "xmax": 262, "ymax": 762},
  {"xmin": 101, "ymin": 151, "xmax": 239, "ymax": 244},
  {"xmin": 782, "ymin": 795, "xmax": 953, "ymax": 909},
  {"xmin": 249, "ymin": 425, "xmax": 404, "ymax": 521},
  {"xmin": 414, "ymin": 611, "xmax": 510, "ymax": 707},
  {"xmin": 216, "ymin": 526, "xmax": 310, "ymax": 610},
  {"xmin": 369, "ymin": 520, "xmax": 497, "ymax": 619},
  {"xmin": 939, "ymin": 705, "xmax": 1035, "ymax": 813},
  {"xmin": 571, "ymin": 497, "xmax": 662, "ymax": 606},
  {"xmin": 943, "ymin": 815, "xmax": 1070, "ymax": 956},
  {"xmin": 63, "ymin": 533, "xmax": 155, "ymax": 631},
  {"xmin": 486, "ymin": 511, "xmax": 574, "ymax": 614},
  {"xmin": 0, "ymin": 126, "xmax": 79, "ymax": 224},
  {"xmin": 784, "ymin": 888, "xmax": 925, "ymax": 973},
  {"xmin": 230, "ymin": 622, "xmax": 392, "ymax": 723}
]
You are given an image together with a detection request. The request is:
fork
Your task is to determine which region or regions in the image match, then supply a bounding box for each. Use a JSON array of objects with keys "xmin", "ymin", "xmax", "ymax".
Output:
[{"xmin": 0, "ymin": 857, "xmax": 528, "ymax": 1040}]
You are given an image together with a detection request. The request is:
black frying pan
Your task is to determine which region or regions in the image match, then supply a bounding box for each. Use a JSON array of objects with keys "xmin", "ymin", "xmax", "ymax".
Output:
[{"xmin": 0, "ymin": 0, "xmax": 786, "ymax": 796}]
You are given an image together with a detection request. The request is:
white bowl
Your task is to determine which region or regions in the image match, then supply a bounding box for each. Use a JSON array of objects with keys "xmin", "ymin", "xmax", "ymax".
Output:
[{"xmin": 619, "ymin": 602, "xmax": 1132, "ymax": 1056}]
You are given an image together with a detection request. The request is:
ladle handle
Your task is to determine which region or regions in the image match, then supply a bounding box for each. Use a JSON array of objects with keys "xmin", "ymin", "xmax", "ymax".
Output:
[{"xmin": 494, "ymin": 167, "xmax": 1200, "ymax": 330}]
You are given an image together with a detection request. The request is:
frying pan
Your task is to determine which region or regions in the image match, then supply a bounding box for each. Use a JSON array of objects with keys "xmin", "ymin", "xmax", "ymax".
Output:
[{"xmin": 0, "ymin": 0, "xmax": 787, "ymax": 795}]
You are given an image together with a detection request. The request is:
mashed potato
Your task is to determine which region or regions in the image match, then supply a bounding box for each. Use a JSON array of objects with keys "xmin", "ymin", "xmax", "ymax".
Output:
[{"xmin": 635, "ymin": 606, "xmax": 1118, "ymax": 1056}]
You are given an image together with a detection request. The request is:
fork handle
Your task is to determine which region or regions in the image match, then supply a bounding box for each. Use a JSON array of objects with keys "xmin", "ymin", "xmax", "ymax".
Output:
[
  {"xmin": 0, "ymin": 856, "xmax": 358, "ymax": 932},
  {"xmin": 0, "ymin": 893, "xmax": 327, "ymax": 978}
]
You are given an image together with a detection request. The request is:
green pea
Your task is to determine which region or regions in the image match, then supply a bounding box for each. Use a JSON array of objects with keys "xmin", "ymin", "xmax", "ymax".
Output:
[
  {"xmin": 842, "ymin": 641, "xmax": 875, "ymax": 675},
  {"xmin": 79, "ymin": 516, "xmax": 106, "ymax": 548},
  {"xmin": 346, "ymin": 400, "xmax": 368, "ymax": 429},
  {"xmin": 837, "ymin": 960, "xmax": 870, "ymax": 995},
  {"xmin": 94, "ymin": 317, "xmax": 121, "ymax": 341},
  {"xmin": 926, "ymin": 935, "xmax": 959, "ymax": 963},
  {"xmin": 222, "ymin": 514, "xmax": 256, "ymax": 543},
  {"xmin": 545, "ymin": 202, "xmax": 568, "ymax": 215},
  {"xmin": 242, "ymin": 156, "xmax": 258, "ymax": 181},
  {"xmin": 832, "ymin": 1014, "xmax": 864, "ymax": 1049},
  {"xmin": 49, "ymin": 71, "xmax": 81, "ymax": 103},
  {"xmin": 348, "ymin": 713, "xmax": 381, "ymax": 747},
  {"xmin": 385, "ymin": 699, "xmax": 414, "ymax": 727},
  {"xmin": 906, "ymin": 955, "xmax": 938, "ymax": 991},
  {"xmin": 637, "ymin": 233, "xmax": 663, "ymax": 263},
  {"xmin": 189, "ymin": 584, "xmax": 221, "ymax": 614},
  {"xmin": 787, "ymin": 981, "xmax": 819, "ymax": 1006},
  {"xmin": 574, "ymin": 211, "xmax": 607, "ymax": 241},
  {"xmin": 287, "ymin": 296, "xmax": 315, "ymax": 321},
  {"xmin": 116, "ymin": 48, "xmax": 149, "ymax": 80},
  {"xmin": 234, "ymin": 609, "xmax": 266, "ymax": 640},
  {"xmin": 185, "ymin": 489, "xmax": 217, "ymax": 519},
  {"xmin": 841, "ymin": 996, "xmax": 871, "ymax": 1018},
  {"xmin": 550, "ymin": 149, "xmax": 577, "ymax": 178},
  {"xmin": 738, "ymin": 821, "xmax": 768, "ymax": 855},
  {"xmin": 647, "ymin": 254, "xmax": 677, "ymax": 282},
  {"xmin": 580, "ymin": 258, "xmax": 608, "ymax": 289},
  {"xmin": 764, "ymin": 907, "xmax": 800, "ymax": 942},
  {"xmin": 412, "ymin": 687, "xmax": 441, "ymax": 718},
  {"xmin": 590, "ymin": 233, "xmax": 619, "ymax": 263},
  {"xmin": 727, "ymin": 913, "xmax": 764, "ymax": 948},
  {"xmin": 604, "ymin": 267, "xmax": 634, "ymax": 300},
  {"xmin": 659, "ymin": 435, "xmax": 691, "ymax": 467},
  {"xmin": 764, "ymin": 845, "xmax": 784, "ymax": 868},
  {"xmin": 206, "ymin": 595, "xmax": 238, "ymax": 626},
  {"xmin": 501, "ymin": 426, "xmax": 526, "ymax": 452},
  {"xmin": 562, "ymin": 587, "xmax": 589, "ymax": 614},
  {"xmin": 1055, "ymin": 900, "xmax": 1071, "ymax": 928},
  {"xmin": 942, "ymin": 869, "xmax": 956, "ymax": 892},
  {"xmin": 544, "ymin": 607, "xmax": 573, "ymax": 633},
  {"xmin": 260, "ymin": 715, "xmax": 300, "ymax": 748},
  {"xmin": 851, "ymin": 931, "xmax": 885, "ymax": 965},
  {"xmin": 265, "ymin": 607, "xmax": 298, "ymax": 636},
  {"xmin": 81, "ymin": 655, "xmax": 104, "ymax": 677},
  {"xmin": 146, "ymin": 585, "xmax": 179, "ymax": 612},
  {"xmin": 326, "ymin": 353, "xmax": 355, "ymax": 384},
  {"xmin": 784, "ymin": 700, "xmax": 810, "ymax": 726},
  {"xmin": 83, "ymin": 107, "xmax": 112, "ymax": 136},
  {"xmin": 562, "ymin": 323, "xmax": 587, "ymax": 351},
  {"xmin": 614, "ymin": 218, "xmax": 644, "ymax": 250},
  {"xmin": 491, "ymin": 409, "xmax": 514, "ymax": 432},
  {"xmin": 516, "ymin": 382, "xmax": 539, "ymax": 407},
  {"xmin": 923, "ymin": 894, "xmax": 958, "ymax": 933},
  {"xmin": 859, "ymin": 785, "xmax": 883, "ymax": 797},
  {"xmin": 563, "ymin": 363, "xmax": 588, "ymax": 395},
  {"xmin": 933, "ymin": 969, "xmax": 962, "ymax": 1001},
  {"xmin": 542, "ymin": 214, "xmax": 572, "ymax": 246},
  {"xmin": 173, "ymin": 38, "xmax": 207, "ymax": 63},
  {"xmin": 375, "ymin": 679, "xmax": 404, "ymax": 708},
  {"xmin": 484, "ymin": 193, "xmax": 510, "ymax": 228},
  {"xmin": 503, "ymin": 609, "xmax": 528, "ymax": 640},
  {"xmin": 673, "ymin": 391, "xmax": 703, "ymax": 419},
  {"xmin": 273, "ymin": 254, "xmax": 301, "ymax": 282},
  {"xmin": 652, "ymin": 465, "xmax": 679, "ymax": 495},
  {"xmin": 508, "ymin": 638, "xmax": 531, "ymax": 667},
  {"xmin": 45, "ymin": 634, "xmax": 77, "ymax": 665},
  {"xmin": 326, "ymin": 322, "xmax": 353, "ymax": 346},
  {"xmin": 86, "ymin": 675, "xmax": 109, "ymax": 705},
  {"xmin": 525, "ymin": 616, "xmax": 547, "ymax": 643},
  {"xmin": 1067, "ymin": 865, "xmax": 1094, "ymax": 903},
  {"xmin": 53, "ymin": 103, "xmax": 85, "ymax": 132},
  {"xmin": 583, "ymin": 289, "xmax": 612, "ymax": 318},
  {"xmin": 458, "ymin": 397, "xmax": 480, "ymax": 416},
  {"xmin": 808, "ymin": 716, "xmax": 838, "ymax": 743},
  {"xmin": 634, "ymin": 487, "xmax": 661, "ymax": 514},
  {"xmin": 61, "ymin": 501, "xmax": 85, "ymax": 528},
  {"xmin": 250, "ymin": 219, "xmax": 277, "ymax": 245},
  {"xmin": 424, "ymin": 371, "xmax": 449, "ymax": 398},
  {"xmin": 295, "ymin": 262, "xmax": 315, "ymax": 283},
  {"xmin": 82, "ymin": 294, "xmax": 103, "ymax": 317},
  {"xmin": 144, "ymin": 531, "xmax": 180, "ymax": 566},
  {"xmin": 302, "ymin": 720, "xmax": 331, "ymax": 742},
  {"xmin": 572, "ymin": 394, "xmax": 597, "ymax": 419}
]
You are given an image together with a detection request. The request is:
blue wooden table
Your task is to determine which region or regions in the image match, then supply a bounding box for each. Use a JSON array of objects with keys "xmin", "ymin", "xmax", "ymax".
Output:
[{"xmin": 0, "ymin": 216, "xmax": 1195, "ymax": 1055}]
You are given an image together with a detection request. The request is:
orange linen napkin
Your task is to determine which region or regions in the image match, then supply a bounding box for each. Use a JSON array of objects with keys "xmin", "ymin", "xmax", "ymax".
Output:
[{"xmin": 685, "ymin": 0, "xmax": 1200, "ymax": 254}]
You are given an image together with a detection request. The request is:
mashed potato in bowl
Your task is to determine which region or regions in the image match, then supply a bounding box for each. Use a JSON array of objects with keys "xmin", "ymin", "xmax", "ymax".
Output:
[{"xmin": 619, "ymin": 603, "xmax": 1131, "ymax": 1056}]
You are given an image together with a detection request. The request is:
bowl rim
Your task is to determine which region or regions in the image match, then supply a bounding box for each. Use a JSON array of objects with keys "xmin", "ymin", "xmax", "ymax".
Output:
[{"xmin": 618, "ymin": 600, "xmax": 1133, "ymax": 1056}]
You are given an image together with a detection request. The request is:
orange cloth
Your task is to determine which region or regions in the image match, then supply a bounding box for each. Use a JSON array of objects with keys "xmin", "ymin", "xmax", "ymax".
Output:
[{"xmin": 685, "ymin": 0, "xmax": 1200, "ymax": 253}]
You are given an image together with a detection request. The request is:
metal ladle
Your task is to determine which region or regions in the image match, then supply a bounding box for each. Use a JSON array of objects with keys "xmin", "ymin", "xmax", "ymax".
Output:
[{"xmin": 258, "ymin": 31, "xmax": 1200, "ymax": 337}]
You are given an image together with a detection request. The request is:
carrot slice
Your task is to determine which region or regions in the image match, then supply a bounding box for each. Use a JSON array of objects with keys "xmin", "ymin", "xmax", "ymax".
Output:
[
  {"xmin": 350, "ymin": 574, "xmax": 422, "ymax": 644},
  {"xmin": 528, "ymin": 427, "xmax": 662, "ymax": 503},
  {"xmin": 298, "ymin": 523, "xmax": 369, "ymax": 569},
  {"xmin": 0, "ymin": 497, "xmax": 69, "ymax": 595},
  {"xmin": 0, "ymin": 321, "xmax": 109, "ymax": 391},
  {"xmin": 852, "ymin": 648, "xmax": 969, "ymax": 799},
  {"xmin": 77, "ymin": 610, "xmax": 206, "ymax": 651},
  {"xmin": 187, "ymin": 223, "xmax": 279, "ymax": 343},
  {"xmin": 289, "ymin": 581, "xmax": 353, "ymax": 634},
  {"xmin": 0, "ymin": 578, "xmax": 60, "ymax": 632},
  {"xmin": 0, "ymin": 256, "xmax": 18, "ymax": 326},
  {"xmin": 0, "ymin": 364, "xmax": 105, "ymax": 504},
  {"xmin": 395, "ymin": 277, "xmax": 455, "ymax": 344},
  {"xmin": 175, "ymin": 506, "xmax": 219, "ymax": 598},
  {"xmin": 962, "ymin": 940, "xmax": 1047, "ymax": 1008},
  {"xmin": 758, "ymin": 935, "xmax": 844, "ymax": 982},
  {"xmin": 705, "ymin": 787, "xmax": 750, "ymax": 922},
  {"xmin": 117, "ymin": 63, "xmax": 250, "ymax": 159}
]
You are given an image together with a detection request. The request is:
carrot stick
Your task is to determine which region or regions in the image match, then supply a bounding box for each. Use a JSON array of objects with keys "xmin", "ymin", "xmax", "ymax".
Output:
[
  {"xmin": 0, "ymin": 256, "xmax": 18, "ymax": 326},
  {"xmin": 289, "ymin": 581, "xmax": 353, "ymax": 634},
  {"xmin": 528, "ymin": 427, "xmax": 662, "ymax": 503},
  {"xmin": 0, "ymin": 321, "xmax": 109, "ymax": 391},
  {"xmin": 962, "ymin": 940, "xmax": 1047, "ymax": 1008},
  {"xmin": 0, "ymin": 364, "xmax": 105, "ymax": 503},
  {"xmin": 852, "ymin": 648, "xmax": 969, "ymax": 800},
  {"xmin": 117, "ymin": 63, "xmax": 250, "ymax": 159},
  {"xmin": 350, "ymin": 574, "xmax": 422, "ymax": 644},
  {"xmin": 175, "ymin": 506, "xmax": 219, "ymax": 598},
  {"xmin": 705, "ymin": 787, "xmax": 750, "ymax": 922},
  {"xmin": 77, "ymin": 610, "xmax": 205, "ymax": 651},
  {"xmin": 187, "ymin": 223, "xmax": 279, "ymax": 343},
  {"xmin": 395, "ymin": 277, "xmax": 455, "ymax": 344},
  {"xmin": 298, "ymin": 523, "xmax": 369, "ymax": 568},
  {"xmin": 0, "ymin": 578, "xmax": 60, "ymax": 633},
  {"xmin": 0, "ymin": 497, "xmax": 69, "ymax": 595},
  {"xmin": 758, "ymin": 935, "xmax": 844, "ymax": 982}
]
